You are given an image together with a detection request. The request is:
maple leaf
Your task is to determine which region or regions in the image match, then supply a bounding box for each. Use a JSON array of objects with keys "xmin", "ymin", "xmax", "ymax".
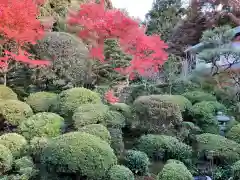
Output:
[{"xmin": 104, "ymin": 90, "xmax": 119, "ymax": 104}]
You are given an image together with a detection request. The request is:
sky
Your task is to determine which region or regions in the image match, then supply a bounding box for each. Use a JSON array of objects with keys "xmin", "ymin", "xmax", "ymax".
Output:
[{"xmin": 111, "ymin": 0, "xmax": 154, "ymax": 20}]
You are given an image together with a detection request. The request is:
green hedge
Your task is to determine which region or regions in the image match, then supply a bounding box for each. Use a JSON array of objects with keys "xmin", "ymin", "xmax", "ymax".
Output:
[
  {"xmin": 226, "ymin": 124, "xmax": 240, "ymax": 143},
  {"xmin": 41, "ymin": 132, "xmax": 117, "ymax": 180},
  {"xmin": 133, "ymin": 95, "xmax": 182, "ymax": 133},
  {"xmin": 0, "ymin": 133, "xmax": 27, "ymax": 158},
  {"xmin": 157, "ymin": 160, "xmax": 193, "ymax": 180},
  {"xmin": 79, "ymin": 124, "xmax": 111, "ymax": 143},
  {"xmin": 26, "ymin": 92, "xmax": 58, "ymax": 113},
  {"xmin": 124, "ymin": 150, "xmax": 150, "ymax": 175},
  {"xmin": 18, "ymin": 112, "xmax": 64, "ymax": 140},
  {"xmin": 182, "ymin": 91, "xmax": 216, "ymax": 104},
  {"xmin": 137, "ymin": 134, "xmax": 192, "ymax": 163},
  {"xmin": 57, "ymin": 87, "xmax": 101, "ymax": 116},
  {"xmin": 0, "ymin": 144, "xmax": 13, "ymax": 175},
  {"xmin": 107, "ymin": 165, "xmax": 134, "ymax": 180},
  {"xmin": 0, "ymin": 100, "xmax": 33, "ymax": 126},
  {"xmin": 0, "ymin": 85, "xmax": 18, "ymax": 100},
  {"xmin": 196, "ymin": 133, "xmax": 240, "ymax": 164}
]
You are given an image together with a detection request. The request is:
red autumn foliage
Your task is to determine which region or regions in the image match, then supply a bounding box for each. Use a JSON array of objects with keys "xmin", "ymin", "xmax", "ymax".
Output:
[
  {"xmin": 104, "ymin": 90, "xmax": 119, "ymax": 104},
  {"xmin": 68, "ymin": 0, "xmax": 168, "ymax": 79},
  {"xmin": 0, "ymin": 0, "xmax": 49, "ymax": 71}
]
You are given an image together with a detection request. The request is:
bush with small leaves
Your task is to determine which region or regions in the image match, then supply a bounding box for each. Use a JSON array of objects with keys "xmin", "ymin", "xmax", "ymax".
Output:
[
  {"xmin": 107, "ymin": 165, "xmax": 134, "ymax": 180},
  {"xmin": 157, "ymin": 160, "xmax": 193, "ymax": 180},
  {"xmin": 25, "ymin": 92, "xmax": 58, "ymax": 113},
  {"xmin": 108, "ymin": 127, "xmax": 124, "ymax": 156},
  {"xmin": 18, "ymin": 112, "xmax": 64, "ymax": 140},
  {"xmin": 33, "ymin": 32, "xmax": 92, "ymax": 92},
  {"xmin": 182, "ymin": 91, "xmax": 216, "ymax": 104},
  {"xmin": 110, "ymin": 103, "xmax": 133, "ymax": 127},
  {"xmin": 0, "ymin": 100, "xmax": 33, "ymax": 127},
  {"xmin": 136, "ymin": 134, "xmax": 192, "ymax": 164},
  {"xmin": 0, "ymin": 85, "xmax": 18, "ymax": 100},
  {"xmin": 29, "ymin": 137, "xmax": 49, "ymax": 162},
  {"xmin": 73, "ymin": 103, "xmax": 125, "ymax": 129},
  {"xmin": 0, "ymin": 133, "xmax": 27, "ymax": 158},
  {"xmin": 232, "ymin": 160, "xmax": 240, "ymax": 180},
  {"xmin": 226, "ymin": 124, "xmax": 240, "ymax": 143},
  {"xmin": 124, "ymin": 150, "xmax": 150, "ymax": 175},
  {"xmin": 157, "ymin": 95, "xmax": 192, "ymax": 113},
  {"xmin": 57, "ymin": 87, "xmax": 101, "ymax": 116},
  {"xmin": 133, "ymin": 95, "xmax": 182, "ymax": 133},
  {"xmin": 196, "ymin": 133, "xmax": 240, "ymax": 164},
  {"xmin": 79, "ymin": 124, "xmax": 111, "ymax": 143},
  {"xmin": 40, "ymin": 132, "xmax": 117, "ymax": 180},
  {"xmin": 0, "ymin": 144, "xmax": 13, "ymax": 175}
]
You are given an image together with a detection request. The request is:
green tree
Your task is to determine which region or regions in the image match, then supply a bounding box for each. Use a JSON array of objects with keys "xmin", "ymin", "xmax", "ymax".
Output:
[{"xmin": 145, "ymin": 0, "xmax": 185, "ymax": 41}]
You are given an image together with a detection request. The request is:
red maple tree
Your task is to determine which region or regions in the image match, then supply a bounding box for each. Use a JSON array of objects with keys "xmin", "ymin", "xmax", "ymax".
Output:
[
  {"xmin": 0, "ymin": 0, "xmax": 50, "ymax": 84},
  {"xmin": 68, "ymin": 0, "xmax": 168, "ymax": 103}
]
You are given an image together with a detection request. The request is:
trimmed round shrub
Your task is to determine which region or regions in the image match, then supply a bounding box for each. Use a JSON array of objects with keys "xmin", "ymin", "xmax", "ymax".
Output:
[
  {"xmin": 226, "ymin": 124, "xmax": 240, "ymax": 143},
  {"xmin": 79, "ymin": 124, "xmax": 111, "ymax": 143},
  {"xmin": 26, "ymin": 92, "xmax": 58, "ymax": 113},
  {"xmin": 0, "ymin": 133, "xmax": 27, "ymax": 158},
  {"xmin": 157, "ymin": 160, "xmax": 193, "ymax": 180},
  {"xmin": 14, "ymin": 156, "xmax": 34, "ymax": 170},
  {"xmin": 196, "ymin": 133, "xmax": 240, "ymax": 163},
  {"xmin": 33, "ymin": 32, "xmax": 92, "ymax": 91},
  {"xmin": 182, "ymin": 91, "xmax": 216, "ymax": 104},
  {"xmin": 41, "ymin": 132, "xmax": 117, "ymax": 180},
  {"xmin": 232, "ymin": 160, "xmax": 240, "ymax": 180},
  {"xmin": 73, "ymin": 103, "xmax": 125, "ymax": 130},
  {"xmin": 0, "ymin": 85, "xmax": 18, "ymax": 100},
  {"xmin": 73, "ymin": 103, "xmax": 109, "ymax": 128},
  {"xmin": 226, "ymin": 119, "xmax": 239, "ymax": 133},
  {"xmin": 191, "ymin": 101, "xmax": 226, "ymax": 119},
  {"xmin": 0, "ymin": 100, "xmax": 33, "ymax": 126},
  {"xmin": 136, "ymin": 134, "xmax": 192, "ymax": 163},
  {"xmin": 107, "ymin": 165, "xmax": 134, "ymax": 180},
  {"xmin": 29, "ymin": 137, "xmax": 49, "ymax": 161},
  {"xmin": 110, "ymin": 103, "xmax": 133, "ymax": 127},
  {"xmin": 18, "ymin": 112, "xmax": 64, "ymax": 140},
  {"xmin": 124, "ymin": 150, "xmax": 150, "ymax": 175},
  {"xmin": 0, "ymin": 144, "xmax": 13, "ymax": 175},
  {"xmin": 156, "ymin": 95, "xmax": 192, "ymax": 113},
  {"xmin": 133, "ymin": 95, "xmax": 183, "ymax": 133},
  {"xmin": 108, "ymin": 127, "xmax": 124, "ymax": 156},
  {"xmin": 57, "ymin": 87, "xmax": 101, "ymax": 116}
]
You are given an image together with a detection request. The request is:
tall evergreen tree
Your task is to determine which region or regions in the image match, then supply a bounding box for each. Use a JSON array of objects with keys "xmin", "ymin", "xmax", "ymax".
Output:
[{"xmin": 145, "ymin": 0, "xmax": 185, "ymax": 41}]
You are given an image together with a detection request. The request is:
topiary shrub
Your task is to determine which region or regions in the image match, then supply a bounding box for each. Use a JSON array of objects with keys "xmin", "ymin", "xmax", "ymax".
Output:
[
  {"xmin": 196, "ymin": 133, "xmax": 240, "ymax": 164},
  {"xmin": 79, "ymin": 124, "xmax": 111, "ymax": 143},
  {"xmin": 110, "ymin": 103, "xmax": 134, "ymax": 127},
  {"xmin": 107, "ymin": 165, "xmax": 134, "ymax": 180},
  {"xmin": 232, "ymin": 160, "xmax": 240, "ymax": 180},
  {"xmin": 226, "ymin": 124, "xmax": 240, "ymax": 143},
  {"xmin": 108, "ymin": 127, "xmax": 124, "ymax": 156},
  {"xmin": 0, "ymin": 144, "xmax": 13, "ymax": 175},
  {"xmin": 136, "ymin": 134, "xmax": 192, "ymax": 164},
  {"xmin": 18, "ymin": 112, "xmax": 65, "ymax": 140},
  {"xmin": 29, "ymin": 137, "xmax": 49, "ymax": 162},
  {"xmin": 156, "ymin": 95, "xmax": 192, "ymax": 113},
  {"xmin": 133, "ymin": 95, "xmax": 183, "ymax": 133},
  {"xmin": 190, "ymin": 101, "xmax": 226, "ymax": 134},
  {"xmin": 57, "ymin": 87, "xmax": 101, "ymax": 116},
  {"xmin": 124, "ymin": 150, "xmax": 150, "ymax": 175},
  {"xmin": 72, "ymin": 103, "xmax": 109, "ymax": 128},
  {"xmin": 25, "ymin": 92, "xmax": 58, "ymax": 113},
  {"xmin": 182, "ymin": 91, "xmax": 216, "ymax": 104},
  {"xmin": 32, "ymin": 32, "xmax": 92, "ymax": 91},
  {"xmin": 40, "ymin": 132, "xmax": 117, "ymax": 180},
  {"xmin": 73, "ymin": 103, "xmax": 125, "ymax": 130},
  {"xmin": 157, "ymin": 160, "xmax": 193, "ymax": 180},
  {"xmin": 0, "ymin": 100, "xmax": 33, "ymax": 127},
  {"xmin": 0, "ymin": 85, "xmax": 18, "ymax": 100},
  {"xmin": 0, "ymin": 133, "xmax": 27, "ymax": 158}
]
